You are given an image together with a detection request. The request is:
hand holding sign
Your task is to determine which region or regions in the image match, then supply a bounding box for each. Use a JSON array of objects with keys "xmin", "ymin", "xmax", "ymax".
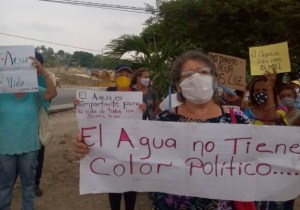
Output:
[
  {"xmin": 74, "ymin": 133, "xmax": 90, "ymax": 159},
  {"xmin": 264, "ymin": 68, "xmax": 277, "ymax": 89},
  {"xmin": 29, "ymin": 56, "xmax": 43, "ymax": 74}
]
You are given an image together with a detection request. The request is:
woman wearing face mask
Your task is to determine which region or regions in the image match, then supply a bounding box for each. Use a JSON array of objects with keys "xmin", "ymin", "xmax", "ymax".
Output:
[
  {"xmin": 244, "ymin": 73, "xmax": 288, "ymax": 125},
  {"xmin": 131, "ymin": 67, "xmax": 159, "ymax": 120},
  {"xmin": 244, "ymin": 76, "xmax": 294, "ymax": 210},
  {"xmin": 74, "ymin": 64, "xmax": 146, "ymax": 210},
  {"xmin": 279, "ymin": 85, "xmax": 300, "ymax": 125},
  {"xmin": 153, "ymin": 51, "xmax": 251, "ymax": 210},
  {"xmin": 288, "ymin": 80, "xmax": 300, "ymax": 110}
]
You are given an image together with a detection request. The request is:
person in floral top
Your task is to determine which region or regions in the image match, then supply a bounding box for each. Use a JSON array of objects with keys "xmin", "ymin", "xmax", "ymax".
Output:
[{"xmin": 153, "ymin": 51, "xmax": 251, "ymax": 210}]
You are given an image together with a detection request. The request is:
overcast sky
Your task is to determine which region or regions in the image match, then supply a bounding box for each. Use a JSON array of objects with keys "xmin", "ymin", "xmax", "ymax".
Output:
[{"xmin": 0, "ymin": 0, "xmax": 156, "ymax": 55}]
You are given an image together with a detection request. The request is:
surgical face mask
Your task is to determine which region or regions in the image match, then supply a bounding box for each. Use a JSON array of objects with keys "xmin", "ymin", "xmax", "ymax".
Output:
[
  {"xmin": 281, "ymin": 97, "xmax": 295, "ymax": 107},
  {"xmin": 294, "ymin": 88, "xmax": 299, "ymax": 94},
  {"xmin": 253, "ymin": 92, "xmax": 268, "ymax": 105},
  {"xmin": 179, "ymin": 73, "xmax": 214, "ymax": 104},
  {"xmin": 116, "ymin": 76, "xmax": 131, "ymax": 88},
  {"xmin": 141, "ymin": 78, "xmax": 150, "ymax": 86}
]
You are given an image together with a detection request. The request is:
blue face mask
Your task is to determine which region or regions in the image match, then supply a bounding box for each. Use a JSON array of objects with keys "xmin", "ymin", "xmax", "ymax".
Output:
[
  {"xmin": 281, "ymin": 97, "xmax": 295, "ymax": 107},
  {"xmin": 253, "ymin": 92, "xmax": 268, "ymax": 105}
]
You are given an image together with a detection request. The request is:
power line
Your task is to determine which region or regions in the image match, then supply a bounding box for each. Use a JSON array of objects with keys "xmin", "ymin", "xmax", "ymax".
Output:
[
  {"xmin": 39, "ymin": 0, "xmax": 158, "ymax": 14},
  {"xmin": 0, "ymin": 32, "xmax": 102, "ymax": 53}
]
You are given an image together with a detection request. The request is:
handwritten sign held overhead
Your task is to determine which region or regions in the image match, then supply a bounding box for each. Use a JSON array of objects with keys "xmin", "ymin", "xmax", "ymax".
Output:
[
  {"xmin": 78, "ymin": 118, "xmax": 300, "ymax": 201},
  {"xmin": 0, "ymin": 45, "xmax": 38, "ymax": 93},
  {"xmin": 249, "ymin": 42, "xmax": 291, "ymax": 75},
  {"xmin": 76, "ymin": 89, "xmax": 143, "ymax": 120},
  {"xmin": 209, "ymin": 52, "xmax": 246, "ymax": 91}
]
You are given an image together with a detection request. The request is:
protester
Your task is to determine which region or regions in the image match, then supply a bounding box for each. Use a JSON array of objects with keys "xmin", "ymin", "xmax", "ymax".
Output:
[
  {"xmin": 244, "ymin": 72, "xmax": 295, "ymax": 210},
  {"xmin": 74, "ymin": 64, "xmax": 146, "ymax": 210},
  {"xmin": 152, "ymin": 51, "xmax": 251, "ymax": 210},
  {"xmin": 288, "ymin": 80, "xmax": 300, "ymax": 109},
  {"xmin": 277, "ymin": 85, "xmax": 300, "ymax": 208},
  {"xmin": 0, "ymin": 55, "xmax": 57, "ymax": 210},
  {"xmin": 131, "ymin": 67, "xmax": 159, "ymax": 120},
  {"xmin": 35, "ymin": 51, "xmax": 57, "ymax": 197},
  {"xmin": 244, "ymin": 72, "xmax": 288, "ymax": 125},
  {"xmin": 278, "ymin": 85, "xmax": 300, "ymax": 125}
]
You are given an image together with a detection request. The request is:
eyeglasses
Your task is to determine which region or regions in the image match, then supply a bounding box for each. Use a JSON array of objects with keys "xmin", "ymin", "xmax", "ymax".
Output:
[
  {"xmin": 116, "ymin": 73, "xmax": 132, "ymax": 78},
  {"xmin": 180, "ymin": 67, "xmax": 211, "ymax": 79}
]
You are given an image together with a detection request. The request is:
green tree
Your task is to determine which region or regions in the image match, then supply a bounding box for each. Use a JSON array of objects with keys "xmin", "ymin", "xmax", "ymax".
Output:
[
  {"xmin": 142, "ymin": 0, "xmax": 300, "ymax": 81},
  {"xmin": 71, "ymin": 51, "xmax": 94, "ymax": 67},
  {"xmin": 105, "ymin": 34, "xmax": 193, "ymax": 98}
]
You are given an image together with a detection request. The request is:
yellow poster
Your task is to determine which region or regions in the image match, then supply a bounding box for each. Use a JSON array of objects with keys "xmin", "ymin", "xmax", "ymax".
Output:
[{"xmin": 249, "ymin": 42, "xmax": 291, "ymax": 75}]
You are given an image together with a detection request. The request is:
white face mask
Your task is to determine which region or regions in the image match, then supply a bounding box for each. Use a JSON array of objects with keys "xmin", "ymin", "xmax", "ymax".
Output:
[
  {"xmin": 141, "ymin": 78, "xmax": 150, "ymax": 86},
  {"xmin": 179, "ymin": 73, "xmax": 214, "ymax": 104},
  {"xmin": 295, "ymin": 88, "xmax": 299, "ymax": 94}
]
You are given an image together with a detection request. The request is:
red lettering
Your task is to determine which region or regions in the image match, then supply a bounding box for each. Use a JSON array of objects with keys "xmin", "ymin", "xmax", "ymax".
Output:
[
  {"xmin": 256, "ymin": 163, "xmax": 272, "ymax": 176},
  {"xmin": 152, "ymin": 138, "xmax": 163, "ymax": 149},
  {"xmin": 81, "ymin": 126, "xmax": 97, "ymax": 146},
  {"xmin": 203, "ymin": 162, "xmax": 213, "ymax": 175},
  {"xmin": 90, "ymin": 157, "xmax": 110, "ymax": 176},
  {"xmin": 114, "ymin": 164, "xmax": 126, "ymax": 176},
  {"xmin": 165, "ymin": 138, "xmax": 176, "ymax": 148},
  {"xmin": 157, "ymin": 162, "xmax": 173, "ymax": 174},
  {"xmin": 130, "ymin": 154, "xmax": 133, "ymax": 174},
  {"xmin": 214, "ymin": 155, "xmax": 219, "ymax": 177},
  {"xmin": 140, "ymin": 137, "xmax": 176, "ymax": 160},
  {"xmin": 117, "ymin": 128, "xmax": 134, "ymax": 148},
  {"xmin": 193, "ymin": 140, "xmax": 215, "ymax": 157},
  {"xmin": 224, "ymin": 156, "xmax": 235, "ymax": 176},
  {"xmin": 256, "ymin": 143, "xmax": 273, "ymax": 153},
  {"xmin": 140, "ymin": 163, "xmax": 152, "ymax": 175},
  {"xmin": 140, "ymin": 137, "xmax": 151, "ymax": 160},
  {"xmin": 205, "ymin": 141, "xmax": 215, "ymax": 153},
  {"xmin": 275, "ymin": 144, "xmax": 287, "ymax": 154},
  {"xmin": 244, "ymin": 163, "xmax": 255, "ymax": 175},
  {"xmin": 224, "ymin": 137, "xmax": 252, "ymax": 155},
  {"xmin": 99, "ymin": 124, "xmax": 102, "ymax": 147},
  {"xmin": 185, "ymin": 158, "xmax": 203, "ymax": 176},
  {"xmin": 290, "ymin": 144, "xmax": 300, "ymax": 154}
]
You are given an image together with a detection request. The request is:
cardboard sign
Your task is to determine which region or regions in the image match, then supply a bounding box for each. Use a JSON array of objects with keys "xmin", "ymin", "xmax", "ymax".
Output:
[
  {"xmin": 78, "ymin": 118, "xmax": 300, "ymax": 201},
  {"xmin": 209, "ymin": 52, "xmax": 246, "ymax": 91},
  {"xmin": 76, "ymin": 90, "xmax": 143, "ymax": 120},
  {"xmin": 0, "ymin": 45, "xmax": 38, "ymax": 93},
  {"xmin": 249, "ymin": 42, "xmax": 291, "ymax": 75}
]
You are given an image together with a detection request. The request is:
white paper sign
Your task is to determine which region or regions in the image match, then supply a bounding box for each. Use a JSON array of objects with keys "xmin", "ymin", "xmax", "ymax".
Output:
[
  {"xmin": 0, "ymin": 45, "xmax": 38, "ymax": 93},
  {"xmin": 76, "ymin": 89, "xmax": 143, "ymax": 120},
  {"xmin": 78, "ymin": 118, "xmax": 300, "ymax": 201}
]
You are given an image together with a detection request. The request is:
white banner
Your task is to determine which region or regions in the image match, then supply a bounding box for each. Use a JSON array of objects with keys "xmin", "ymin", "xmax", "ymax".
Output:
[
  {"xmin": 0, "ymin": 45, "xmax": 38, "ymax": 93},
  {"xmin": 78, "ymin": 118, "xmax": 300, "ymax": 201}
]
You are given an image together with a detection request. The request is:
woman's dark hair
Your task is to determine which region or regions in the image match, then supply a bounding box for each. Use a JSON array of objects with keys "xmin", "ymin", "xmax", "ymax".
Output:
[
  {"xmin": 131, "ymin": 67, "xmax": 149, "ymax": 86},
  {"xmin": 171, "ymin": 51, "xmax": 216, "ymax": 85},
  {"xmin": 248, "ymin": 76, "xmax": 278, "ymax": 106},
  {"xmin": 278, "ymin": 85, "xmax": 297, "ymax": 99}
]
